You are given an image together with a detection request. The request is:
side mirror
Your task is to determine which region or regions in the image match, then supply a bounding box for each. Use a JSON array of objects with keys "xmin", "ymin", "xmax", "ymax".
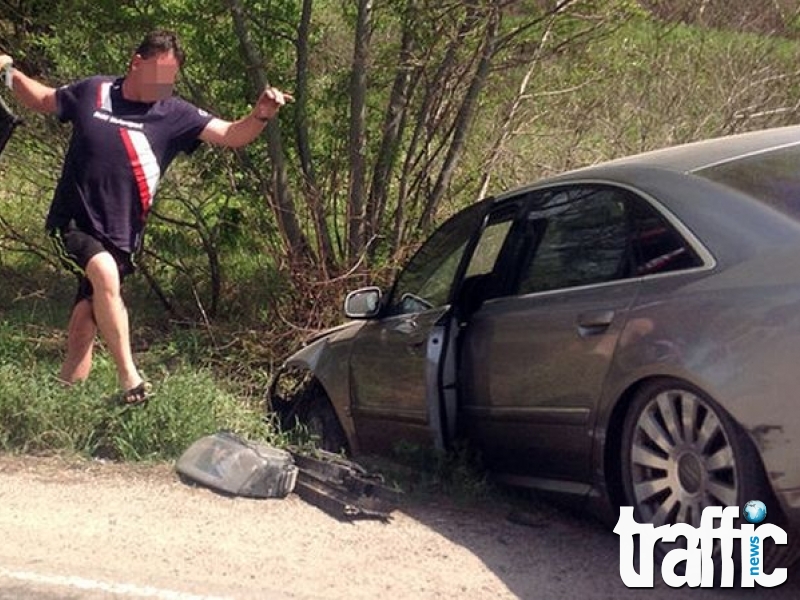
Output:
[{"xmin": 344, "ymin": 287, "xmax": 382, "ymax": 319}]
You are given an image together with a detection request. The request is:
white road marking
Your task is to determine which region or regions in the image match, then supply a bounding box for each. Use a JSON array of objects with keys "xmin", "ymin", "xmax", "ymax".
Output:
[{"xmin": 0, "ymin": 567, "xmax": 233, "ymax": 600}]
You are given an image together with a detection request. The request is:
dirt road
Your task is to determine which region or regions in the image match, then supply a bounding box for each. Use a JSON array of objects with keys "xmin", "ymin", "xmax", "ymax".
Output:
[{"xmin": 0, "ymin": 454, "xmax": 798, "ymax": 599}]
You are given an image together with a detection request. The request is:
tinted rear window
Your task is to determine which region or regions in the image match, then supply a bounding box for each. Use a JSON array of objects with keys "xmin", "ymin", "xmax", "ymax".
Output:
[{"xmin": 694, "ymin": 144, "xmax": 800, "ymax": 219}]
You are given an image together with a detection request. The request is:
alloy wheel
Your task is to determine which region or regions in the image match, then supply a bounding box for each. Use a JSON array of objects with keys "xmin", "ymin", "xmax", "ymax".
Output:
[{"xmin": 626, "ymin": 387, "xmax": 738, "ymax": 528}]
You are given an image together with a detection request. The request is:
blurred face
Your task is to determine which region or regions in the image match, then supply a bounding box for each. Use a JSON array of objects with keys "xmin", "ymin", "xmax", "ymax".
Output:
[{"xmin": 127, "ymin": 50, "xmax": 180, "ymax": 102}]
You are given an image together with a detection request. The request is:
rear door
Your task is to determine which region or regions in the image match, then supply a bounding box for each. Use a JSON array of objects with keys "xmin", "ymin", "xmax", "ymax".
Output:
[{"xmin": 459, "ymin": 185, "xmax": 643, "ymax": 488}]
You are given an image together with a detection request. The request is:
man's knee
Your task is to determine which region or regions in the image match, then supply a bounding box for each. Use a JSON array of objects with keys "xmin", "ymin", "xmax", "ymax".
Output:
[{"xmin": 85, "ymin": 252, "xmax": 122, "ymax": 294}]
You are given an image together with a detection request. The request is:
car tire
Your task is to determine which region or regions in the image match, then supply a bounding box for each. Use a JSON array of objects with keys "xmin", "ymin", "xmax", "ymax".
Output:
[
  {"xmin": 620, "ymin": 378, "xmax": 799, "ymax": 575},
  {"xmin": 294, "ymin": 386, "xmax": 349, "ymax": 455}
]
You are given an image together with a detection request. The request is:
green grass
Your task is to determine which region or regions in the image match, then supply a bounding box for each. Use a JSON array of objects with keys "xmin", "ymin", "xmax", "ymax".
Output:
[
  {"xmin": 369, "ymin": 440, "xmax": 495, "ymax": 503},
  {"xmin": 0, "ymin": 318, "xmax": 285, "ymax": 462}
]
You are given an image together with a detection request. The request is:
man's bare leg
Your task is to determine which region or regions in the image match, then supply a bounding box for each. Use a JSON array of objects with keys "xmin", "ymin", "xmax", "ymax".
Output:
[
  {"xmin": 85, "ymin": 251, "xmax": 143, "ymax": 392},
  {"xmin": 59, "ymin": 298, "xmax": 97, "ymax": 384}
]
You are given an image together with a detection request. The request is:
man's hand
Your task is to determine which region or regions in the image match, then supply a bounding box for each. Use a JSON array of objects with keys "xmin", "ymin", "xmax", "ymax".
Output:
[
  {"xmin": 199, "ymin": 85, "xmax": 294, "ymax": 147},
  {"xmin": 0, "ymin": 55, "xmax": 21, "ymax": 156},
  {"xmin": 0, "ymin": 55, "xmax": 13, "ymax": 88},
  {"xmin": 251, "ymin": 86, "xmax": 293, "ymax": 122}
]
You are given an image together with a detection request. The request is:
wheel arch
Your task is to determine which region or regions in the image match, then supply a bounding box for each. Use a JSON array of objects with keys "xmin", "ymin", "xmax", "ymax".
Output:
[
  {"xmin": 600, "ymin": 374, "xmax": 772, "ymax": 511},
  {"xmin": 602, "ymin": 376, "xmax": 660, "ymax": 510},
  {"xmin": 268, "ymin": 364, "xmax": 357, "ymax": 454}
]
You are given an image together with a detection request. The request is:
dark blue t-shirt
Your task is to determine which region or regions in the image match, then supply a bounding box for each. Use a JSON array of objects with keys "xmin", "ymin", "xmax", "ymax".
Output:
[{"xmin": 46, "ymin": 76, "xmax": 214, "ymax": 253}]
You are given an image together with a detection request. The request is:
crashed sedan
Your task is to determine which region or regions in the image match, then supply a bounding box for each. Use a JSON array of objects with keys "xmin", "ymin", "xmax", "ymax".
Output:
[{"xmin": 270, "ymin": 125, "xmax": 800, "ymax": 564}]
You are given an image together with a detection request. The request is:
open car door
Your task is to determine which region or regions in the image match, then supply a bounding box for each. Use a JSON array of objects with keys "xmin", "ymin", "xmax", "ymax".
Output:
[
  {"xmin": 348, "ymin": 197, "xmax": 524, "ymax": 454},
  {"xmin": 426, "ymin": 202, "xmax": 524, "ymax": 450},
  {"xmin": 348, "ymin": 200, "xmax": 492, "ymax": 453}
]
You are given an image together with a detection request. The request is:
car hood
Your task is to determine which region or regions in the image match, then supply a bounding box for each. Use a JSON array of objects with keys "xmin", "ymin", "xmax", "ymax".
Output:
[
  {"xmin": 302, "ymin": 320, "xmax": 366, "ymax": 346},
  {"xmin": 281, "ymin": 319, "xmax": 366, "ymax": 375}
]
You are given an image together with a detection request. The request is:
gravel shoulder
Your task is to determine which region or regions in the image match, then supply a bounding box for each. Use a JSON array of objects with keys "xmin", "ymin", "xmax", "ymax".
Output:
[{"xmin": 0, "ymin": 454, "xmax": 798, "ymax": 599}]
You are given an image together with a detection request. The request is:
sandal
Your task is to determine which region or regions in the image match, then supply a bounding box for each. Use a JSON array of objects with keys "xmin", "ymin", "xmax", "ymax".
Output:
[{"xmin": 115, "ymin": 381, "xmax": 153, "ymax": 407}]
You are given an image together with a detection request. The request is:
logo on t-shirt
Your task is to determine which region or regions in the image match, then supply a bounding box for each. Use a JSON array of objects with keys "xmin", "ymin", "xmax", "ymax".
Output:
[{"xmin": 92, "ymin": 110, "xmax": 144, "ymax": 130}]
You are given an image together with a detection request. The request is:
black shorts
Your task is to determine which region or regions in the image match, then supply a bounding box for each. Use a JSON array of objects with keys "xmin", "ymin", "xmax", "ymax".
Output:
[{"xmin": 49, "ymin": 221, "xmax": 134, "ymax": 304}]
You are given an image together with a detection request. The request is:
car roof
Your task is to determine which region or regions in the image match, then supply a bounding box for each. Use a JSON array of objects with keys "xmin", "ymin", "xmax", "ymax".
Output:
[
  {"xmin": 495, "ymin": 124, "xmax": 800, "ymax": 201},
  {"xmin": 598, "ymin": 124, "xmax": 800, "ymax": 172}
]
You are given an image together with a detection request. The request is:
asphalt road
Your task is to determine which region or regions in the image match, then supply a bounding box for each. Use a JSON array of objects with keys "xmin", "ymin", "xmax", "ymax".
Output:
[{"xmin": 0, "ymin": 454, "xmax": 799, "ymax": 599}]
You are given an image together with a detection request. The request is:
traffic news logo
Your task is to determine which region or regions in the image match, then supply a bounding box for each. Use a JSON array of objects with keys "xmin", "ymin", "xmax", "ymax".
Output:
[{"xmin": 614, "ymin": 501, "xmax": 788, "ymax": 588}]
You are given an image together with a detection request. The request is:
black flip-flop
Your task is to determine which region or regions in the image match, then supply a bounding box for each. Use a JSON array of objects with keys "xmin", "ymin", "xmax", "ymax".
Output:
[{"xmin": 115, "ymin": 381, "xmax": 153, "ymax": 407}]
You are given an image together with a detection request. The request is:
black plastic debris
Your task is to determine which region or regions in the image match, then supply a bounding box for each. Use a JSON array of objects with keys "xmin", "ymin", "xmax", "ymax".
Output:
[{"xmin": 288, "ymin": 448, "xmax": 402, "ymax": 521}]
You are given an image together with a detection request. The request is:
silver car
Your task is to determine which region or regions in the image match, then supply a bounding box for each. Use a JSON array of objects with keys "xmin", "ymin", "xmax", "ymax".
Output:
[{"xmin": 270, "ymin": 125, "xmax": 800, "ymax": 564}]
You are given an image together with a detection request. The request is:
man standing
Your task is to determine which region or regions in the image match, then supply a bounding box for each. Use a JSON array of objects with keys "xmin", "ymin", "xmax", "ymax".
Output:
[{"xmin": 0, "ymin": 30, "xmax": 290, "ymax": 405}]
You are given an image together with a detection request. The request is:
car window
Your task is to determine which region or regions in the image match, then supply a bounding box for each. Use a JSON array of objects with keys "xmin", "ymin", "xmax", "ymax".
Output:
[
  {"xmin": 517, "ymin": 186, "xmax": 700, "ymax": 295},
  {"xmin": 389, "ymin": 200, "xmax": 488, "ymax": 315},
  {"xmin": 464, "ymin": 217, "xmax": 513, "ymax": 279},
  {"xmin": 519, "ymin": 187, "xmax": 629, "ymax": 294},
  {"xmin": 450, "ymin": 207, "xmax": 520, "ymax": 317},
  {"xmin": 629, "ymin": 198, "xmax": 702, "ymax": 276},
  {"xmin": 694, "ymin": 144, "xmax": 800, "ymax": 220}
]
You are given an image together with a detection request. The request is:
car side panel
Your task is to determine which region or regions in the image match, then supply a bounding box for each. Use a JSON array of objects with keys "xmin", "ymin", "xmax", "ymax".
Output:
[
  {"xmin": 595, "ymin": 250, "xmax": 800, "ymax": 525},
  {"xmin": 458, "ymin": 279, "xmax": 640, "ymax": 483}
]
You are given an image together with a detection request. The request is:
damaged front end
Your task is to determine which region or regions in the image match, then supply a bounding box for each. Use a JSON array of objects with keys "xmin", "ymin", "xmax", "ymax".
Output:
[{"xmin": 267, "ymin": 320, "xmax": 366, "ymax": 454}]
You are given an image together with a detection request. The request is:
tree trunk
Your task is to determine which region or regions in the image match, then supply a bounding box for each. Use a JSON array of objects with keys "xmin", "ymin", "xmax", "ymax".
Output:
[
  {"xmin": 418, "ymin": 6, "xmax": 501, "ymax": 231},
  {"xmin": 347, "ymin": 0, "xmax": 373, "ymax": 264},
  {"xmin": 392, "ymin": 4, "xmax": 483, "ymax": 252},
  {"xmin": 478, "ymin": 20, "xmax": 555, "ymax": 200},
  {"xmin": 226, "ymin": 0, "xmax": 314, "ymax": 265},
  {"xmin": 295, "ymin": 0, "xmax": 336, "ymax": 274},
  {"xmin": 365, "ymin": 6, "xmax": 415, "ymax": 260}
]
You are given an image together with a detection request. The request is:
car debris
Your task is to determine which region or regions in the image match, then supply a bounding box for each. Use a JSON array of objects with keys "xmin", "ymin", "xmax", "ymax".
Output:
[
  {"xmin": 176, "ymin": 432, "xmax": 400, "ymax": 520},
  {"xmin": 176, "ymin": 431, "xmax": 298, "ymax": 499},
  {"xmin": 289, "ymin": 448, "xmax": 402, "ymax": 521}
]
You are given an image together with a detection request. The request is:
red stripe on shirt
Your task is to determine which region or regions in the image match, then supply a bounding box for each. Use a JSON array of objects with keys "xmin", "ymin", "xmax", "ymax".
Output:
[{"xmin": 119, "ymin": 128, "xmax": 152, "ymax": 221}]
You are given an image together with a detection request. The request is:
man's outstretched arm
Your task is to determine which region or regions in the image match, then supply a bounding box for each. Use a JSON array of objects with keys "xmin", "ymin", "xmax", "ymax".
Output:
[
  {"xmin": 0, "ymin": 55, "xmax": 57, "ymax": 115},
  {"xmin": 199, "ymin": 86, "xmax": 292, "ymax": 149}
]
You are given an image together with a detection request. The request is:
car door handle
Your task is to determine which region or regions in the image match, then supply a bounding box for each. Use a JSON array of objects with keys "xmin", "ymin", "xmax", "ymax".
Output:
[{"xmin": 577, "ymin": 310, "xmax": 615, "ymax": 336}]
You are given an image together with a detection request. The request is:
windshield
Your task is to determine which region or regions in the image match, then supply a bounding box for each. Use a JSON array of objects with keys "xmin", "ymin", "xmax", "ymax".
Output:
[{"xmin": 694, "ymin": 144, "xmax": 800, "ymax": 220}]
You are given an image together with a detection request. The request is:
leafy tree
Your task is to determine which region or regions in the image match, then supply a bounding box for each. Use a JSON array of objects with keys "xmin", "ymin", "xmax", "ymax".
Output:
[{"xmin": 2, "ymin": 0, "xmax": 800, "ymax": 333}]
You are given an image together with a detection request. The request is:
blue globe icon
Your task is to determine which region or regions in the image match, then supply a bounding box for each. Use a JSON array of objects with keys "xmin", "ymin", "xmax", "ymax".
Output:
[{"xmin": 744, "ymin": 500, "xmax": 767, "ymax": 524}]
